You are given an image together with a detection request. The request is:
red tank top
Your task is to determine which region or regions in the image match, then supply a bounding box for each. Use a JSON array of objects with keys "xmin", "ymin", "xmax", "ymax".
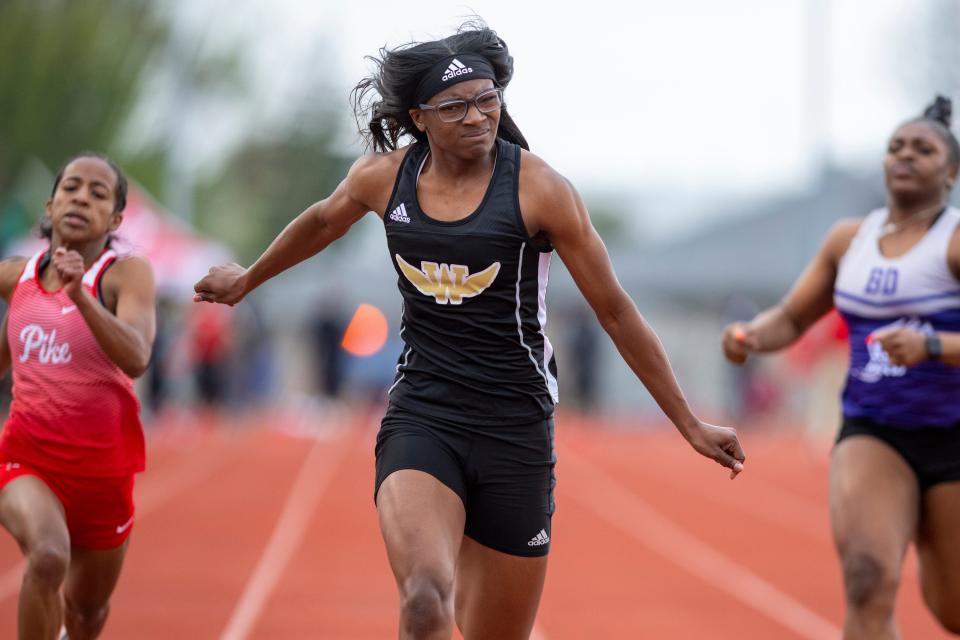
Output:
[{"xmin": 1, "ymin": 249, "xmax": 145, "ymax": 476}]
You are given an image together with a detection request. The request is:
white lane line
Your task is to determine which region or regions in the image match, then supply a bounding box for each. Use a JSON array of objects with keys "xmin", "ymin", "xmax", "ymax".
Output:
[
  {"xmin": 220, "ymin": 429, "xmax": 354, "ymax": 640},
  {"xmin": 560, "ymin": 448, "xmax": 842, "ymax": 640},
  {"xmin": 641, "ymin": 457, "xmax": 830, "ymax": 541},
  {"xmin": 707, "ymin": 475, "xmax": 829, "ymax": 540}
]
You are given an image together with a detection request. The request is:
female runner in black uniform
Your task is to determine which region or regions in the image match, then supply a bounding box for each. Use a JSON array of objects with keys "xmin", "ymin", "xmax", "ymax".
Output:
[{"xmin": 195, "ymin": 22, "xmax": 745, "ymax": 640}]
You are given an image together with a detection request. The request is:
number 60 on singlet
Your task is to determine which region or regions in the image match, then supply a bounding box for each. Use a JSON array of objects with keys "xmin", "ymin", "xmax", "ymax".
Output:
[{"xmin": 864, "ymin": 267, "xmax": 899, "ymax": 296}]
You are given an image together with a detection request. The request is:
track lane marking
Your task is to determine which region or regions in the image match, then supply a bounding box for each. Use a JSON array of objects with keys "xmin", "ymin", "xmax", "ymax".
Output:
[{"xmin": 560, "ymin": 447, "xmax": 842, "ymax": 640}]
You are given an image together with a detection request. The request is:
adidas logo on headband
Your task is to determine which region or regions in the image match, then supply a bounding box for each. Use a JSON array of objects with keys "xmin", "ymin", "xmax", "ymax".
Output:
[{"xmin": 442, "ymin": 58, "xmax": 473, "ymax": 82}]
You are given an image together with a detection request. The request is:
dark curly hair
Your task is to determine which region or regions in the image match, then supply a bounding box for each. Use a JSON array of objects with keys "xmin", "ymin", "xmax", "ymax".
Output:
[{"xmin": 351, "ymin": 19, "xmax": 529, "ymax": 152}]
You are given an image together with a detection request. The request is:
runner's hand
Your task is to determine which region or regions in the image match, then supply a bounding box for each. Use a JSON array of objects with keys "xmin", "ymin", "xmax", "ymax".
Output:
[
  {"xmin": 721, "ymin": 322, "xmax": 760, "ymax": 365},
  {"xmin": 53, "ymin": 247, "xmax": 85, "ymax": 301},
  {"xmin": 686, "ymin": 421, "xmax": 745, "ymax": 479},
  {"xmin": 193, "ymin": 263, "xmax": 248, "ymax": 306},
  {"xmin": 869, "ymin": 327, "xmax": 927, "ymax": 367}
]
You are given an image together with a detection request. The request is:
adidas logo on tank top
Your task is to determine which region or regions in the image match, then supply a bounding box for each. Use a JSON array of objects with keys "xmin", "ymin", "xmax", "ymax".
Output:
[
  {"xmin": 382, "ymin": 138, "xmax": 560, "ymax": 426},
  {"xmin": 389, "ymin": 203, "xmax": 411, "ymax": 224}
]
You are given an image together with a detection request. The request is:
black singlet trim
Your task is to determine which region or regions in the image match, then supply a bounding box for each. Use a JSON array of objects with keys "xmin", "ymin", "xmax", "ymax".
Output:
[
  {"xmin": 383, "ymin": 146, "xmax": 415, "ymax": 221},
  {"xmin": 97, "ymin": 259, "xmax": 114, "ymax": 306}
]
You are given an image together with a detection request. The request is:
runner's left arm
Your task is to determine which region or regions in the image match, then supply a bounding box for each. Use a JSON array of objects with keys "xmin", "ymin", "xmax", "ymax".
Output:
[{"xmin": 523, "ymin": 156, "xmax": 744, "ymax": 478}]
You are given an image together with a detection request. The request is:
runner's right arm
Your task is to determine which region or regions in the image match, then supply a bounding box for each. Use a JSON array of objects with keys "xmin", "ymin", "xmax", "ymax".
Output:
[
  {"xmin": 0, "ymin": 257, "xmax": 27, "ymax": 378},
  {"xmin": 721, "ymin": 219, "xmax": 861, "ymax": 364},
  {"xmin": 194, "ymin": 153, "xmax": 399, "ymax": 306}
]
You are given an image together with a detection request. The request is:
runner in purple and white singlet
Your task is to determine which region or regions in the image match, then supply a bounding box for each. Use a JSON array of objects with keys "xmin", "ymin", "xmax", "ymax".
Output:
[{"xmin": 723, "ymin": 96, "xmax": 960, "ymax": 639}]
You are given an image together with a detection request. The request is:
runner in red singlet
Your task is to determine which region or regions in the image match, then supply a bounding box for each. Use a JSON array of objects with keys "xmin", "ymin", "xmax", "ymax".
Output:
[{"xmin": 0, "ymin": 153, "xmax": 156, "ymax": 640}]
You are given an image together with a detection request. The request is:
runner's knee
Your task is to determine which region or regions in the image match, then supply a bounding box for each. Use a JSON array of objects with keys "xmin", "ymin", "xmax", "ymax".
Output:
[
  {"xmin": 26, "ymin": 542, "xmax": 69, "ymax": 588},
  {"xmin": 400, "ymin": 572, "xmax": 454, "ymax": 636},
  {"xmin": 64, "ymin": 596, "xmax": 110, "ymax": 635},
  {"xmin": 842, "ymin": 550, "xmax": 898, "ymax": 610}
]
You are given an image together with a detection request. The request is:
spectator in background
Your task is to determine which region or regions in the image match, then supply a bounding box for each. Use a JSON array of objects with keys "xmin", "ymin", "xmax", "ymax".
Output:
[
  {"xmin": 190, "ymin": 301, "xmax": 232, "ymax": 408},
  {"xmin": 231, "ymin": 296, "xmax": 275, "ymax": 407},
  {"xmin": 145, "ymin": 295, "xmax": 177, "ymax": 416},
  {"xmin": 309, "ymin": 300, "xmax": 346, "ymax": 400},
  {"xmin": 568, "ymin": 305, "xmax": 599, "ymax": 411},
  {"xmin": 723, "ymin": 293, "xmax": 766, "ymax": 423}
]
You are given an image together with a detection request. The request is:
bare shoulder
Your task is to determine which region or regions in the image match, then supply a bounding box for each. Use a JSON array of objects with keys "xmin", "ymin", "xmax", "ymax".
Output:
[
  {"xmin": 517, "ymin": 150, "xmax": 582, "ymax": 235},
  {"xmin": 344, "ymin": 147, "xmax": 412, "ymax": 215},
  {"xmin": 948, "ymin": 213, "xmax": 960, "ymax": 246},
  {"xmin": 102, "ymin": 255, "xmax": 155, "ymax": 292},
  {"xmin": 518, "ymin": 149, "xmax": 574, "ymax": 200},
  {"xmin": 108, "ymin": 254, "xmax": 154, "ymax": 277},
  {"xmin": 349, "ymin": 146, "xmax": 408, "ymax": 177},
  {"xmin": 821, "ymin": 217, "xmax": 863, "ymax": 263},
  {"xmin": 946, "ymin": 215, "xmax": 960, "ymax": 279},
  {"xmin": 827, "ymin": 217, "xmax": 864, "ymax": 238},
  {"xmin": 97, "ymin": 255, "xmax": 155, "ymax": 315},
  {"xmin": 0, "ymin": 256, "xmax": 28, "ymax": 302}
]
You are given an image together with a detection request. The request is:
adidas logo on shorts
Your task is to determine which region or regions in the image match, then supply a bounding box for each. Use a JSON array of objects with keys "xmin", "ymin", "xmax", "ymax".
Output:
[
  {"xmin": 527, "ymin": 528, "xmax": 550, "ymax": 547},
  {"xmin": 389, "ymin": 203, "xmax": 411, "ymax": 223},
  {"xmin": 441, "ymin": 58, "xmax": 473, "ymax": 82}
]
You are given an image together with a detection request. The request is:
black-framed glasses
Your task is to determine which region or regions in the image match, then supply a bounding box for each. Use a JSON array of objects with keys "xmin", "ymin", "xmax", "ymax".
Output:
[{"xmin": 419, "ymin": 88, "xmax": 504, "ymax": 123}]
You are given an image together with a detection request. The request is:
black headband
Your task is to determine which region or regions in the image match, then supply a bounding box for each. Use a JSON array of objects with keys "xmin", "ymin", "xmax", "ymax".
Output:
[{"xmin": 413, "ymin": 54, "xmax": 497, "ymax": 105}]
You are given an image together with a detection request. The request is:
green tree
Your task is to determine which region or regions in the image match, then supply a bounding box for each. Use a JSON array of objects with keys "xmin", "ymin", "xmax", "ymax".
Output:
[
  {"xmin": 0, "ymin": 0, "xmax": 239, "ymax": 246},
  {"xmin": 0, "ymin": 0, "xmax": 166, "ymax": 202}
]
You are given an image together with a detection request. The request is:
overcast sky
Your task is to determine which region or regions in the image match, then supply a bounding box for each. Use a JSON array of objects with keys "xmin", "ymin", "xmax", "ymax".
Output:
[{"xmin": 172, "ymin": 0, "xmax": 957, "ymax": 237}]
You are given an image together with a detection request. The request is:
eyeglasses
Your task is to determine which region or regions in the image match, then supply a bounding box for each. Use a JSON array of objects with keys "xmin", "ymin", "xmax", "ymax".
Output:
[{"xmin": 419, "ymin": 88, "xmax": 504, "ymax": 123}]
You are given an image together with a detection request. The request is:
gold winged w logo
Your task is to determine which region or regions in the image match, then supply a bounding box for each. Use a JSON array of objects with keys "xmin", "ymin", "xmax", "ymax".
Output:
[{"xmin": 395, "ymin": 254, "xmax": 500, "ymax": 305}]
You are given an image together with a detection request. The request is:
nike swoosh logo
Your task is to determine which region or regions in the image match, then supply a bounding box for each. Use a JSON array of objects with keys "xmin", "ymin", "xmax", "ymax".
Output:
[
  {"xmin": 60, "ymin": 305, "xmax": 77, "ymax": 315},
  {"xmin": 116, "ymin": 516, "xmax": 135, "ymax": 535}
]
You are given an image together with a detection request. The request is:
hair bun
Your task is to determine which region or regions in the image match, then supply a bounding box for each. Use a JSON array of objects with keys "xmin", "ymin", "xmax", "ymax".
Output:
[{"xmin": 924, "ymin": 95, "xmax": 953, "ymax": 128}]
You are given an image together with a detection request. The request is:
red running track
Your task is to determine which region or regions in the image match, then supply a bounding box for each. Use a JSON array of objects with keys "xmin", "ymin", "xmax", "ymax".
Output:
[{"xmin": 0, "ymin": 409, "xmax": 953, "ymax": 639}]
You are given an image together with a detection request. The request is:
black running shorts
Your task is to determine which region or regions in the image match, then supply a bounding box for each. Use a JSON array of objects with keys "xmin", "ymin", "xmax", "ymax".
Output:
[
  {"xmin": 837, "ymin": 416, "xmax": 960, "ymax": 491},
  {"xmin": 374, "ymin": 404, "xmax": 556, "ymax": 557}
]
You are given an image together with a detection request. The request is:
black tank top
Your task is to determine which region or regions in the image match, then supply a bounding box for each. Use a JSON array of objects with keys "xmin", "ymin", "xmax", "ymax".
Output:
[{"xmin": 383, "ymin": 138, "xmax": 558, "ymax": 425}]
